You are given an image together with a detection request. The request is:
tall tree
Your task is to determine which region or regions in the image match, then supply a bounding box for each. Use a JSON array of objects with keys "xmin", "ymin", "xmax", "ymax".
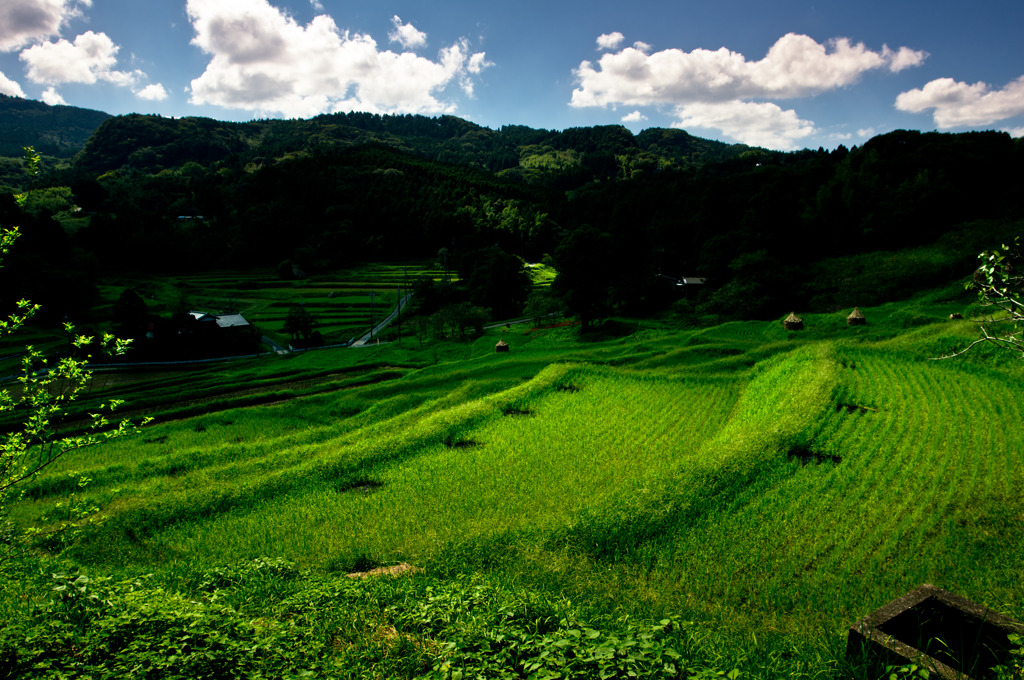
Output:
[
  {"xmin": 552, "ymin": 226, "xmax": 615, "ymax": 331},
  {"xmin": 463, "ymin": 246, "xmax": 531, "ymax": 320}
]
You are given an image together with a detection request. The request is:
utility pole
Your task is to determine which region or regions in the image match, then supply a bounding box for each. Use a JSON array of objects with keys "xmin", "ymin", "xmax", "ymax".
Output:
[{"xmin": 369, "ymin": 291, "xmax": 376, "ymax": 342}]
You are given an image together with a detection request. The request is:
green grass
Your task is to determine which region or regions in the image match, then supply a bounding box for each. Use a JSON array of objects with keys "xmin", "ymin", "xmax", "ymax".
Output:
[
  {"xmin": 58, "ymin": 261, "xmax": 447, "ymax": 350},
  {"xmin": 3, "ymin": 287, "xmax": 1024, "ymax": 678}
]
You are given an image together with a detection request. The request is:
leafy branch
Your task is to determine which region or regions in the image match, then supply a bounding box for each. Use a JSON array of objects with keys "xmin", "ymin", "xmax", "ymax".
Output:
[
  {"xmin": 0, "ymin": 147, "xmax": 149, "ymax": 562},
  {"xmin": 933, "ymin": 238, "xmax": 1024, "ymax": 360}
]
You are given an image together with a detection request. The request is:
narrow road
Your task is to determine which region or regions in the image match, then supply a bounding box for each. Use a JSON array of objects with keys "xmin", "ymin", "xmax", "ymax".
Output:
[
  {"xmin": 261, "ymin": 335, "xmax": 289, "ymax": 354},
  {"xmin": 350, "ymin": 293, "xmax": 413, "ymax": 347}
]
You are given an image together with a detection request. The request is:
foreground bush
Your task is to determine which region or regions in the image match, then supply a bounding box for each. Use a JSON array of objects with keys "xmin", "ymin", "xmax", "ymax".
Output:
[{"xmin": 0, "ymin": 557, "xmax": 738, "ymax": 679}]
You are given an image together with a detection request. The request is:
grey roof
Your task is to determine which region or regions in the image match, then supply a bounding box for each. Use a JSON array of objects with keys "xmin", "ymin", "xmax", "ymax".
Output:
[
  {"xmin": 189, "ymin": 310, "xmax": 249, "ymax": 328},
  {"xmin": 214, "ymin": 313, "xmax": 249, "ymax": 328}
]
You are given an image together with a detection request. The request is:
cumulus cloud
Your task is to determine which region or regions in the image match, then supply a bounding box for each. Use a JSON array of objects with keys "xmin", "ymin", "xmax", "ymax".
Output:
[
  {"xmin": 389, "ymin": 15, "xmax": 426, "ymax": 50},
  {"xmin": 0, "ymin": 71, "xmax": 26, "ymax": 97},
  {"xmin": 621, "ymin": 110, "xmax": 647, "ymax": 123},
  {"xmin": 20, "ymin": 30, "xmax": 142, "ymax": 86},
  {"xmin": 673, "ymin": 100, "xmax": 816, "ymax": 150},
  {"xmin": 596, "ymin": 32, "xmax": 624, "ymax": 51},
  {"xmin": 136, "ymin": 83, "xmax": 169, "ymax": 101},
  {"xmin": 884, "ymin": 45, "xmax": 927, "ymax": 72},
  {"xmin": 895, "ymin": 75, "xmax": 1024, "ymax": 128},
  {"xmin": 1005, "ymin": 126, "xmax": 1024, "ymax": 138},
  {"xmin": 185, "ymin": 0, "xmax": 491, "ymax": 118},
  {"xmin": 41, "ymin": 85, "xmax": 65, "ymax": 104},
  {"xmin": 857, "ymin": 127, "xmax": 876, "ymax": 138},
  {"xmin": 0, "ymin": 0, "xmax": 90, "ymax": 52},
  {"xmin": 573, "ymin": 33, "xmax": 927, "ymax": 108},
  {"xmin": 571, "ymin": 32, "xmax": 925, "ymax": 150}
]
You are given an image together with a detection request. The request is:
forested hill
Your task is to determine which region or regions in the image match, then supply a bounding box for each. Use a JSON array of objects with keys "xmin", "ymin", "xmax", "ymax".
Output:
[
  {"xmin": 0, "ymin": 94, "xmax": 110, "ymax": 157},
  {"xmin": 6, "ymin": 99, "xmax": 1024, "ymax": 327},
  {"xmin": 75, "ymin": 111, "xmax": 751, "ymax": 179}
]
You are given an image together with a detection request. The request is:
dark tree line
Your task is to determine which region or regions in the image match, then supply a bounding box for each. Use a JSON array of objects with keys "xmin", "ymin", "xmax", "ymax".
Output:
[
  {"xmin": 5, "ymin": 106, "xmax": 1023, "ymax": 333},
  {"xmin": 548, "ymin": 130, "xmax": 1024, "ymax": 324}
]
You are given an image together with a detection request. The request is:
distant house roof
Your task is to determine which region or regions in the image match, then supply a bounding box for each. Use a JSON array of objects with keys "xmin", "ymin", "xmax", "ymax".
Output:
[
  {"xmin": 189, "ymin": 310, "xmax": 249, "ymax": 328},
  {"xmin": 214, "ymin": 313, "xmax": 249, "ymax": 329}
]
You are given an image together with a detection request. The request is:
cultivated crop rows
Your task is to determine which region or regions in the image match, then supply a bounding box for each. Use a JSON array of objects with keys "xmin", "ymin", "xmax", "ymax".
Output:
[{"xmin": 8, "ymin": 310, "xmax": 1024, "ymax": 676}]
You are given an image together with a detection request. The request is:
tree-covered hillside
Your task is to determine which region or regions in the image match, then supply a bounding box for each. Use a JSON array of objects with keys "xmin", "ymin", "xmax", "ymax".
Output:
[
  {"xmin": 74, "ymin": 111, "xmax": 750, "ymax": 180},
  {"xmin": 6, "ymin": 103, "xmax": 1024, "ymax": 328},
  {"xmin": 0, "ymin": 94, "xmax": 110, "ymax": 157}
]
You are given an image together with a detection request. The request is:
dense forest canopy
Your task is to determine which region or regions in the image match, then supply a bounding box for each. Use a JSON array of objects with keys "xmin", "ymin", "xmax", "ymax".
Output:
[
  {"xmin": 0, "ymin": 94, "xmax": 110, "ymax": 158},
  {"xmin": 2, "ymin": 96, "xmax": 1023, "ymax": 327}
]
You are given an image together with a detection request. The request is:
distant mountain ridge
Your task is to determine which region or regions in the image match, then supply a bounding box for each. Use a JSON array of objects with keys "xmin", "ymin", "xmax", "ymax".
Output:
[
  {"xmin": 0, "ymin": 94, "xmax": 111, "ymax": 157},
  {"xmin": 73, "ymin": 110, "xmax": 752, "ymax": 179},
  {"xmin": 3, "ymin": 93, "xmax": 1023, "ymax": 330},
  {"xmin": 0, "ymin": 94, "xmax": 755, "ymax": 182}
]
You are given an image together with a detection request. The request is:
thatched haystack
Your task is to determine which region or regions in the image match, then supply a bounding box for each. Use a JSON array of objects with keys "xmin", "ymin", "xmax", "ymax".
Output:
[
  {"xmin": 783, "ymin": 312, "xmax": 804, "ymax": 330},
  {"xmin": 495, "ymin": 338, "xmax": 510, "ymax": 353},
  {"xmin": 847, "ymin": 307, "xmax": 866, "ymax": 326}
]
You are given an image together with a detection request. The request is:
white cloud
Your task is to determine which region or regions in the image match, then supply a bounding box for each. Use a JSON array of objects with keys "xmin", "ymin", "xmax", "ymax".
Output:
[
  {"xmin": 389, "ymin": 15, "xmax": 426, "ymax": 50},
  {"xmin": 0, "ymin": 0, "xmax": 90, "ymax": 52},
  {"xmin": 309, "ymin": 0, "xmax": 323, "ymax": 9},
  {"xmin": 1004, "ymin": 126, "xmax": 1024, "ymax": 138},
  {"xmin": 895, "ymin": 75, "xmax": 1024, "ymax": 128},
  {"xmin": 596, "ymin": 32, "xmax": 624, "ymax": 51},
  {"xmin": 0, "ymin": 71, "xmax": 26, "ymax": 97},
  {"xmin": 573, "ymin": 33, "xmax": 927, "ymax": 108},
  {"xmin": 571, "ymin": 32, "xmax": 925, "ymax": 150},
  {"xmin": 673, "ymin": 100, "xmax": 816, "ymax": 150},
  {"xmin": 857, "ymin": 127, "xmax": 876, "ymax": 138},
  {"xmin": 621, "ymin": 110, "xmax": 647, "ymax": 123},
  {"xmin": 41, "ymin": 85, "xmax": 65, "ymax": 104},
  {"xmin": 185, "ymin": 0, "xmax": 491, "ymax": 118},
  {"xmin": 883, "ymin": 45, "xmax": 927, "ymax": 72},
  {"xmin": 136, "ymin": 83, "xmax": 169, "ymax": 101},
  {"xmin": 20, "ymin": 30, "xmax": 142, "ymax": 86}
]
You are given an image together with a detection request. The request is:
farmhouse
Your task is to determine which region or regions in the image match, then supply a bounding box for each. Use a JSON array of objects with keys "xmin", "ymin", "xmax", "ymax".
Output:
[{"xmin": 188, "ymin": 310, "xmax": 251, "ymax": 333}]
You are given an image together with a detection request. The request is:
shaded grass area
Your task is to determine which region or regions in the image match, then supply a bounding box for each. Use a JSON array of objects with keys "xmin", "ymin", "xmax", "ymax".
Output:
[
  {"xmin": 4, "ymin": 288, "xmax": 1024, "ymax": 678},
  {"xmin": 13, "ymin": 261, "xmax": 447, "ymax": 355}
]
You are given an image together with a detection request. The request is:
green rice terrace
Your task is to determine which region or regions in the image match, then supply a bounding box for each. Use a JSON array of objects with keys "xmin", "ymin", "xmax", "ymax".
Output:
[
  {"xmin": 1, "ymin": 280, "xmax": 1023, "ymax": 679},
  {"xmin": 99, "ymin": 262, "xmax": 438, "ymax": 347}
]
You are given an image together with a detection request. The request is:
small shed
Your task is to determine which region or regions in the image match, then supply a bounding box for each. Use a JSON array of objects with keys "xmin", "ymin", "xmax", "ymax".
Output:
[
  {"xmin": 495, "ymin": 339, "xmax": 510, "ymax": 353},
  {"xmin": 783, "ymin": 312, "xmax": 804, "ymax": 331},
  {"xmin": 847, "ymin": 307, "xmax": 866, "ymax": 326}
]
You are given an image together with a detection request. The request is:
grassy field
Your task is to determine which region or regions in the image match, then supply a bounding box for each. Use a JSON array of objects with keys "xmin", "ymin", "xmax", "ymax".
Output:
[
  {"xmin": 2, "ymin": 283, "xmax": 1023, "ymax": 678},
  {"xmin": 103, "ymin": 261, "xmax": 445, "ymax": 346}
]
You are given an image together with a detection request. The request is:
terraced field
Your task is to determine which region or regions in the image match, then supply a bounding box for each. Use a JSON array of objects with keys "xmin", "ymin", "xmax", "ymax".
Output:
[
  {"xmin": 172, "ymin": 263, "xmax": 441, "ymax": 344},
  {"xmin": 93, "ymin": 261, "xmax": 445, "ymax": 348},
  {"xmin": 4, "ymin": 297, "xmax": 1023, "ymax": 678}
]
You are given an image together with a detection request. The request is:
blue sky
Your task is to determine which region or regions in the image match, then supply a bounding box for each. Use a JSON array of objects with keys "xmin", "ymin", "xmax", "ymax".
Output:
[{"xmin": 1, "ymin": 0, "xmax": 1022, "ymax": 150}]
